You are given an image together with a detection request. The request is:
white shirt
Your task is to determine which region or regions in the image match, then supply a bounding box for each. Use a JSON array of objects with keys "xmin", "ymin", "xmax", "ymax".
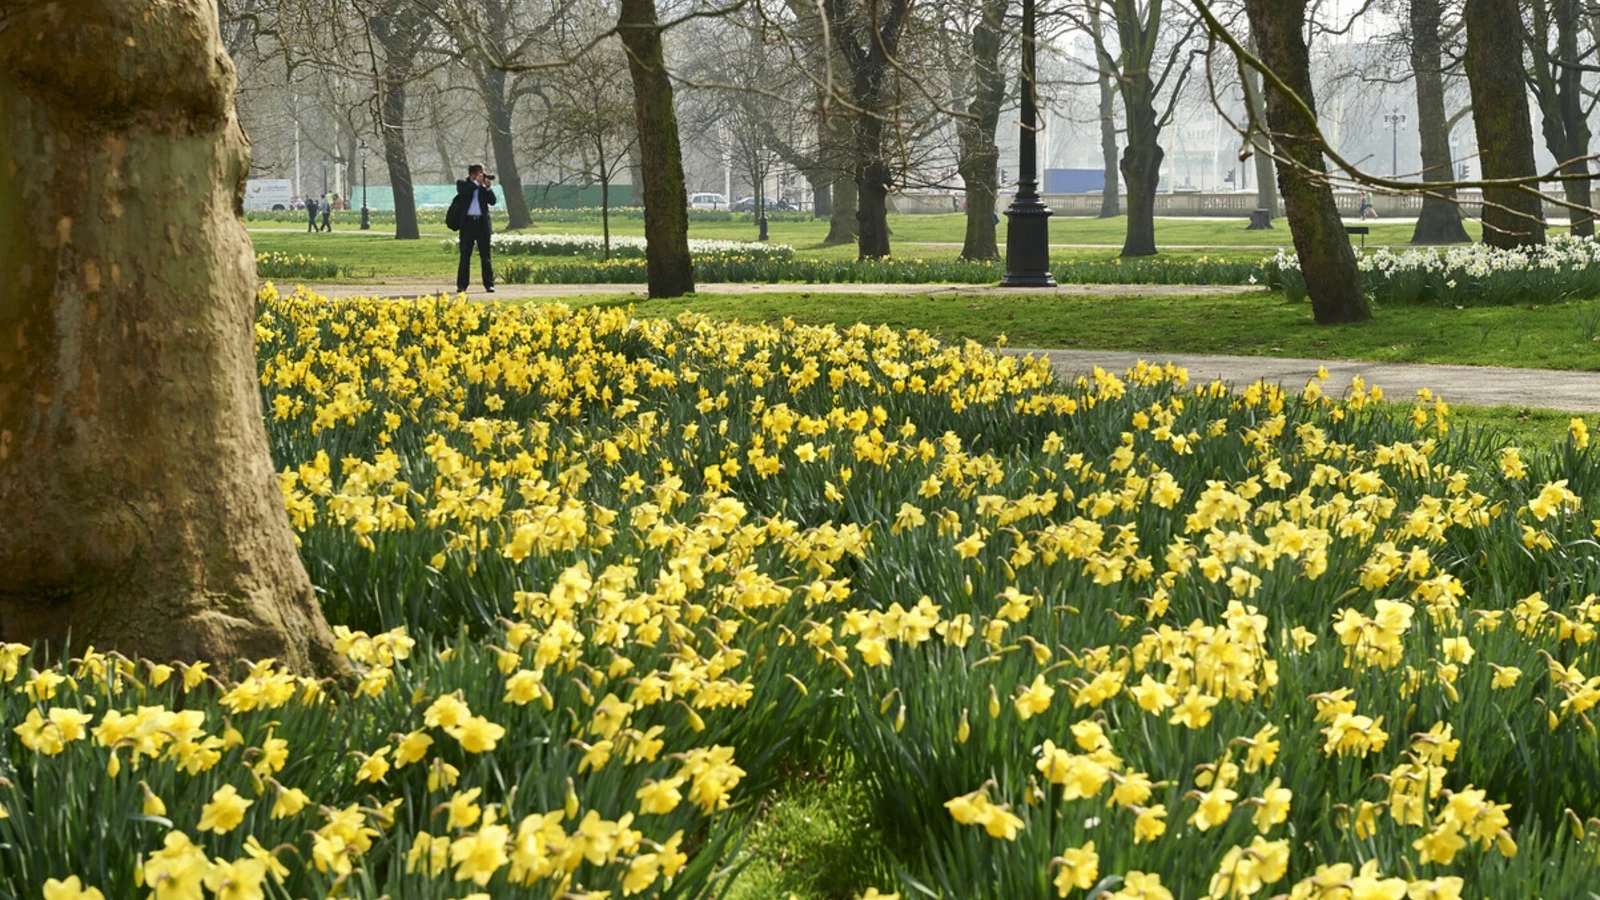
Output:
[{"xmin": 466, "ymin": 184, "xmax": 482, "ymax": 217}]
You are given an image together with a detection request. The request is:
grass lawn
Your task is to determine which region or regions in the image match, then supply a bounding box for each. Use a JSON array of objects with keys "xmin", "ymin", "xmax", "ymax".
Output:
[
  {"xmin": 568, "ymin": 288, "xmax": 1600, "ymax": 372},
  {"xmin": 248, "ymin": 212, "xmax": 1459, "ymax": 276}
]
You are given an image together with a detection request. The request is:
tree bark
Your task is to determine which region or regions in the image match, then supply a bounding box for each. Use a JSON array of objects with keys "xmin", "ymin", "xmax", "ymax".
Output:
[
  {"xmin": 481, "ymin": 68, "xmax": 533, "ymax": 230},
  {"xmin": 1090, "ymin": 5, "xmax": 1121, "ymax": 218},
  {"xmin": 1527, "ymin": 0, "xmax": 1592, "ymax": 237},
  {"xmin": 958, "ymin": 0, "xmax": 1008, "ymax": 260},
  {"xmin": 1408, "ymin": 0, "xmax": 1469, "ymax": 244},
  {"xmin": 380, "ymin": 81, "xmax": 420, "ymax": 239},
  {"xmin": 619, "ymin": 0, "xmax": 695, "ymax": 297},
  {"xmin": 1112, "ymin": 2, "xmax": 1165, "ymax": 257},
  {"xmin": 812, "ymin": 178, "xmax": 832, "ymax": 218},
  {"xmin": 372, "ymin": 10, "xmax": 424, "ymax": 241},
  {"xmin": 1464, "ymin": 0, "xmax": 1545, "ymax": 248},
  {"xmin": 1240, "ymin": 52, "xmax": 1278, "ymax": 221},
  {"xmin": 0, "ymin": 0, "xmax": 340, "ymax": 674},
  {"xmin": 826, "ymin": 167, "xmax": 859, "ymax": 244},
  {"xmin": 1119, "ymin": 116, "xmax": 1162, "ymax": 256},
  {"xmin": 1243, "ymin": 0, "xmax": 1370, "ymax": 324}
]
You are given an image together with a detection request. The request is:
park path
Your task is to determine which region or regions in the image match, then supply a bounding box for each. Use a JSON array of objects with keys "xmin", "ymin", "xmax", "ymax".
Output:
[
  {"xmin": 302, "ymin": 281, "xmax": 1261, "ymax": 299},
  {"xmin": 1014, "ymin": 348, "xmax": 1600, "ymax": 413}
]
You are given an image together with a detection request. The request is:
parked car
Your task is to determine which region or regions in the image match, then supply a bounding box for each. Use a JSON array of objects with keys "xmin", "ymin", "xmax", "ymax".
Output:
[
  {"xmin": 689, "ymin": 192, "xmax": 729, "ymax": 210},
  {"xmin": 731, "ymin": 197, "xmax": 792, "ymax": 213}
]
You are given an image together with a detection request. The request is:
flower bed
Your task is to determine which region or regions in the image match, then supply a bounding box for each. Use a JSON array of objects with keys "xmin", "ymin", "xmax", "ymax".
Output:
[
  {"xmin": 444, "ymin": 233, "xmax": 795, "ymax": 262},
  {"xmin": 4, "ymin": 285, "xmax": 1600, "ymax": 898},
  {"xmin": 1263, "ymin": 234, "xmax": 1600, "ymax": 306}
]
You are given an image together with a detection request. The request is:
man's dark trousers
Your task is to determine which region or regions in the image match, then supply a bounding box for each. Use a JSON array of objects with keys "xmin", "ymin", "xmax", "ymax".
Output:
[{"xmin": 457, "ymin": 215, "xmax": 494, "ymax": 291}]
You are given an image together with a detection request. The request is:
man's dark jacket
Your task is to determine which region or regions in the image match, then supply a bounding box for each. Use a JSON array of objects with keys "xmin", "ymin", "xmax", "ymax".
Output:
[{"xmin": 456, "ymin": 179, "xmax": 497, "ymax": 231}]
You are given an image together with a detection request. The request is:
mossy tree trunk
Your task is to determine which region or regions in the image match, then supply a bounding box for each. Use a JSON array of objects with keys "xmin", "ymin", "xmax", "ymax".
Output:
[
  {"xmin": 1463, "ymin": 0, "xmax": 1545, "ymax": 248},
  {"xmin": 1408, "ymin": 0, "xmax": 1470, "ymax": 244},
  {"xmin": 1243, "ymin": 0, "xmax": 1370, "ymax": 324},
  {"xmin": 0, "ymin": 0, "xmax": 341, "ymax": 674},
  {"xmin": 957, "ymin": 0, "xmax": 1008, "ymax": 261},
  {"xmin": 619, "ymin": 0, "xmax": 695, "ymax": 297}
]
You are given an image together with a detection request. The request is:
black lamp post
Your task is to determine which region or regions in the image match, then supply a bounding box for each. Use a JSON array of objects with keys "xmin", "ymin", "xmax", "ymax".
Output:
[
  {"xmin": 359, "ymin": 141, "xmax": 370, "ymax": 230},
  {"xmin": 757, "ymin": 144, "xmax": 769, "ymax": 242},
  {"xmin": 1001, "ymin": 0, "xmax": 1054, "ymax": 287}
]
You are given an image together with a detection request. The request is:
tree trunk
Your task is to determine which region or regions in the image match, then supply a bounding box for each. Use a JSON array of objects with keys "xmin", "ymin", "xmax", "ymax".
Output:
[
  {"xmin": 831, "ymin": 0, "xmax": 909, "ymax": 261},
  {"xmin": 628, "ymin": 145, "xmax": 645, "ymax": 207},
  {"xmin": 1244, "ymin": 0, "xmax": 1370, "ymax": 324},
  {"xmin": 1091, "ymin": 6, "xmax": 1121, "ymax": 218},
  {"xmin": 856, "ymin": 114, "xmax": 893, "ymax": 259},
  {"xmin": 380, "ymin": 80, "xmax": 420, "ymax": 240},
  {"xmin": 958, "ymin": 0, "xmax": 1008, "ymax": 260},
  {"xmin": 1408, "ymin": 0, "xmax": 1469, "ymax": 244},
  {"xmin": 1119, "ymin": 117, "xmax": 1162, "ymax": 257},
  {"xmin": 812, "ymin": 177, "xmax": 832, "ymax": 218},
  {"xmin": 0, "ymin": 0, "xmax": 340, "ymax": 674},
  {"xmin": 1528, "ymin": 0, "xmax": 1592, "ymax": 237},
  {"xmin": 1464, "ymin": 0, "xmax": 1545, "ymax": 248},
  {"xmin": 826, "ymin": 170, "xmax": 859, "ymax": 244},
  {"xmin": 482, "ymin": 67, "xmax": 533, "ymax": 230},
  {"xmin": 619, "ymin": 0, "xmax": 695, "ymax": 297},
  {"xmin": 1240, "ymin": 52, "xmax": 1278, "ymax": 220}
]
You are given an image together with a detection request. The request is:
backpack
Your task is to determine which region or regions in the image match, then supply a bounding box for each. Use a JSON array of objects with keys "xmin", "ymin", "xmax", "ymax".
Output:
[{"xmin": 445, "ymin": 193, "xmax": 466, "ymax": 232}]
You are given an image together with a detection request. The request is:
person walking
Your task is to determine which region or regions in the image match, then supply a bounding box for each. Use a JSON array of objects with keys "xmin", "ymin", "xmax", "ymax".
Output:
[
  {"xmin": 1359, "ymin": 191, "xmax": 1378, "ymax": 221},
  {"xmin": 454, "ymin": 164, "xmax": 497, "ymax": 293},
  {"xmin": 320, "ymin": 193, "xmax": 332, "ymax": 232},
  {"xmin": 305, "ymin": 196, "xmax": 318, "ymax": 233}
]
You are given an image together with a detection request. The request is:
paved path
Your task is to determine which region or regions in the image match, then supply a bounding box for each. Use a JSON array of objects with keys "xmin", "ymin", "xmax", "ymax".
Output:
[
  {"xmin": 1014, "ymin": 348, "xmax": 1600, "ymax": 413},
  {"xmin": 303, "ymin": 281, "xmax": 1262, "ymax": 300}
]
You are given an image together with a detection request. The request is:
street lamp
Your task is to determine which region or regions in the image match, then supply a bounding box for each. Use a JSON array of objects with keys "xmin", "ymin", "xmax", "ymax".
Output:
[
  {"xmin": 1001, "ymin": 0, "xmax": 1055, "ymax": 287},
  {"xmin": 359, "ymin": 141, "xmax": 370, "ymax": 231},
  {"xmin": 1383, "ymin": 108, "xmax": 1407, "ymax": 177},
  {"xmin": 756, "ymin": 143, "xmax": 769, "ymax": 242}
]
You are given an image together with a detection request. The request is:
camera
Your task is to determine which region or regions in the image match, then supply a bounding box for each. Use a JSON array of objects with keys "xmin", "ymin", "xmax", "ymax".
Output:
[{"xmin": 485, "ymin": 174, "xmax": 496, "ymax": 182}]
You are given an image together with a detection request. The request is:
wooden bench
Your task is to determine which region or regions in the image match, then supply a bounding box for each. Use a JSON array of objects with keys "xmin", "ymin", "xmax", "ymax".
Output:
[{"xmin": 1345, "ymin": 225, "xmax": 1369, "ymax": 248}]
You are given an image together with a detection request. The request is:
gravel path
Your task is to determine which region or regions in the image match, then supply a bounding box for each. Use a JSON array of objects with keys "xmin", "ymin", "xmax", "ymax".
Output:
[
  {"xmin": 1014, "ymin": 348, "xmax": 1600, "ymax": 413},
  {"xmin": 302, "ymin": 281, "xmax": 1262, "ymax": 299}
]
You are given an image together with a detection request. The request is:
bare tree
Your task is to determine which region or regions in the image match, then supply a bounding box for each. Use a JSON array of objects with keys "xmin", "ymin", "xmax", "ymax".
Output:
[
  {"xmin": 953, "ymin": 0, "xmax": 1010, "ymax": 259},
  {"xmin": 534, "ymin": 43, "xmax": 639, "ymax": 257},
  {"xmin": 1526, "ymin": 0, "xmax": 1594, "ymax": 237},
  {"xmin": 367, "ymin": 0, "xmax": 432, "ymax": 239},
  {"xmin": 1082, "ymin": 0, "xmax": 1201, "ymax": 257},
  {"xmin": 825, "ymin": 0, "xmax": 913, "ymax": 260}
]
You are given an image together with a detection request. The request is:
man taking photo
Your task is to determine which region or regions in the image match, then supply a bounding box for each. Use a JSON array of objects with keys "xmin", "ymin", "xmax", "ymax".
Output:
[{"xmin": 455, "ymin": 164, "xmax": 497, "ymax": 293}]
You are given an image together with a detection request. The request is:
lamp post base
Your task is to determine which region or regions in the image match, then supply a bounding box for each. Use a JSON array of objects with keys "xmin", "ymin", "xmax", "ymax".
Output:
[
  {"xmin": 1001, "ymin": 199, "xmax": 1055, "ymax": 287},
  {"xmin": 360, "ymin": 206, "xmax": 370, "ymax": 230}
]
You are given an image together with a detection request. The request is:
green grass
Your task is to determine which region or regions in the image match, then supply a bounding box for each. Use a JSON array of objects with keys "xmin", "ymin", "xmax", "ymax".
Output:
[
  {"xmin": 721, "ymin": 755, "xmax": 889, "ymax": 900},
  {"xmin": 553, "ymin": 289, "xmax": 1600, "ymax": 371},
  {"xmin": 247, "ymin": 213, "xmax": 1440, "ymax": 281}
]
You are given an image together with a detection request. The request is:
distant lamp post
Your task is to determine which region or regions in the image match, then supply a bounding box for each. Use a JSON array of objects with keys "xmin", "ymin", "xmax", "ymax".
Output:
[
  {"xmin": 1383, "ymin": 108, "xmax": 1407, "ymax": 177},
  {"xmin": 360, "ymin": 141, "xmax": 370, "ymax": 231},
  {"xmin": 757, "ymin": 144, "xmax": 770, "ymax": 242},
  {"xmin": 1001, "ymin": 0, "xmax": 1054, "ymax": 288}
]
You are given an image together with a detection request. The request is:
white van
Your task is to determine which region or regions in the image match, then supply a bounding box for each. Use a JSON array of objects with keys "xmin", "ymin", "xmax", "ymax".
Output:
[
  {"xmin": 689, "ymin": 192, "xmax": 728, "ymax": 210},
  {"xmin": 245, "ymin": 179, "xmax": 295, "ymax": 211}
]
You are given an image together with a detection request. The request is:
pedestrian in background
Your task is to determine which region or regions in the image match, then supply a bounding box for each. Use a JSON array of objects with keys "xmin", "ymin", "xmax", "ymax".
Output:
[
  {"xmin": 305, "ymin": 196, "xmax": 318, "ymax": 233},
  {"xmin": 320, "ymin": 194, "xmax": 332, "ymax": 232}
]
